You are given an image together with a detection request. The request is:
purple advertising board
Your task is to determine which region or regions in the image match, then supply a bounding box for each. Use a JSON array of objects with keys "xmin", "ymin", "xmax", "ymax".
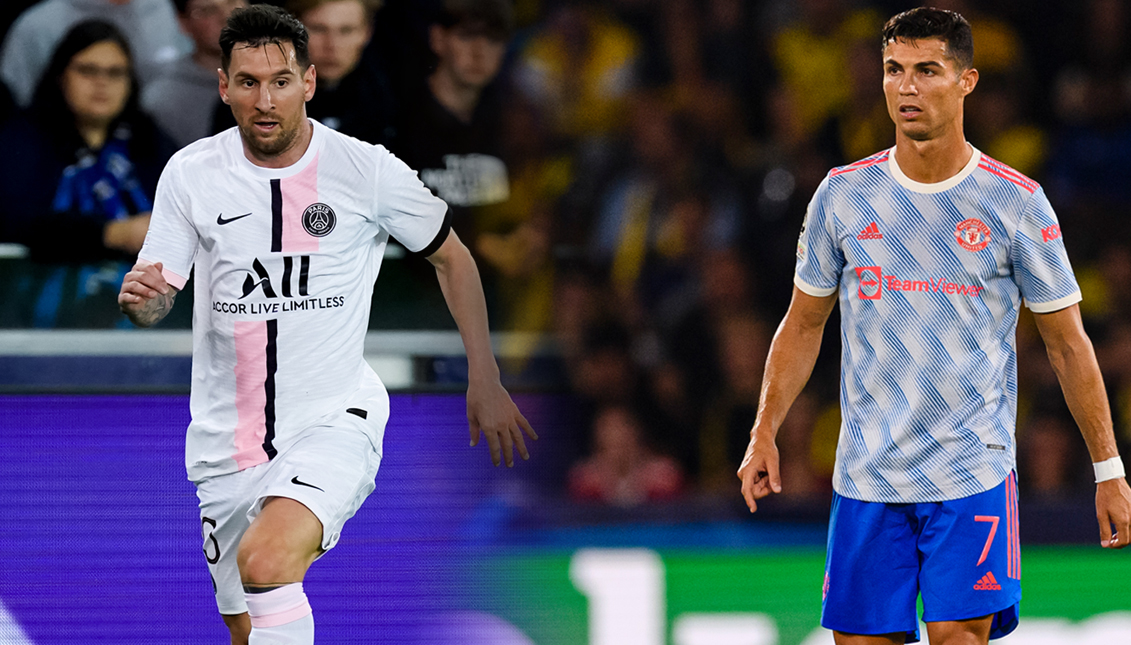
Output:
[{"xmin": 0, "ymin": 393, "xmax": 567, "ymax": 644}]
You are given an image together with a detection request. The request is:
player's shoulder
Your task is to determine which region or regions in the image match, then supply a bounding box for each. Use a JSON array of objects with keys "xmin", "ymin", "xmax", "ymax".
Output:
[
  {"xmin": 974, "ymin": 153, "xmax": 1040, "ymax": 195},
  {"xmin": 313, "ymin": 119, "xmax": 390, "ymax": 168},
  {"xmin": 166, "ymin": 127, "xmax": 237, "ymax": 173},
  {"xmin": 829, "ymin": 148, "xmax": 893, "ymax": 180}
]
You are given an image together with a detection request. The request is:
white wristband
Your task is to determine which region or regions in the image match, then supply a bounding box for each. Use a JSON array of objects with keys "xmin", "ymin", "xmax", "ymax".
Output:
[{"xmin": 1094, "ymin": 457, "xmax": 1126, "ymax": 483}]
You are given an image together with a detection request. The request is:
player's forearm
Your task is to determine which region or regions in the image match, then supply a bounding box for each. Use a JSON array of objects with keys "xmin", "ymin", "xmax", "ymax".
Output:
[
  {"xmin": 125, "ymin": 290, "xmax": 177, "ymax": 328},
  {"xmin": 1046, "ymin": 335, "xmax": 1120, "ymax": 463},
  {"xmin": 753, "ymin": 316, "xmax": 826, "ymax": 440},
  {"xmin": 433, "ymin": 241, "xmax": 501, "ymax": 383}
]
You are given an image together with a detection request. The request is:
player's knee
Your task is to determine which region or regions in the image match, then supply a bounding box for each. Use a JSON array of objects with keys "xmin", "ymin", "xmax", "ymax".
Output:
[{"xmin": 237, "ymin": 537, "xmax": 298, "ymax": 586}]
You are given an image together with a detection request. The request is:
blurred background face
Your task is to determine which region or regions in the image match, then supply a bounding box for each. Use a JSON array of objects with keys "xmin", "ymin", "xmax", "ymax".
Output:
[
  {"xmin": 180, "ymin": 0, "xmax": 246, "ymax": 58},
  {"xmin": 61, "ymin": 40, "xmax": 131, "ymax": 129},
  {"xmin": 303, "ymin": 0, "xmax": 371, "ymax": 86},
  {"xmin": 431, "ymin": 24, "xmax": 506, "ymax": 90}
]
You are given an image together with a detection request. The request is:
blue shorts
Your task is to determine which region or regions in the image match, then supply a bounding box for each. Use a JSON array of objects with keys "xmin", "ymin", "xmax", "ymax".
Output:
[{"xmin": 821, "ymin": 472, "xmax": 1021, "ymax": 643}]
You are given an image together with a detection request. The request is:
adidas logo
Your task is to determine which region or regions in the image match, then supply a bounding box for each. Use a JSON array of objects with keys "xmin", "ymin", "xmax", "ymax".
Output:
[
  {"xmin": 973, "ymin": 571, "xmax": 1002, "ymax": 591},
  {"xmin": 857, "ymin": 222, "xmax": 883, "ymax": 240}
]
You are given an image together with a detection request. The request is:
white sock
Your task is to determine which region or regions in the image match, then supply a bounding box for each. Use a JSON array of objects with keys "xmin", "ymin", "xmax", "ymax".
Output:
[{"xmin": 245, "ymin": 582, "xmax": 314, "ymax": 644}]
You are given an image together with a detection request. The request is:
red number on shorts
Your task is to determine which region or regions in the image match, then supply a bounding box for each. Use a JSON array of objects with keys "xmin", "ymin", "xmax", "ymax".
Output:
[{"xmin": 974, "ymin": 515, "xmax": 1000, "ymax": 566}]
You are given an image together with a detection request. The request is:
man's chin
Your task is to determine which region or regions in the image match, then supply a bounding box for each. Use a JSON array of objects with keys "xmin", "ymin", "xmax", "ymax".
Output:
[{"xmin": 240, "ymin": 125, "xmax": 290, "ymax": 157}]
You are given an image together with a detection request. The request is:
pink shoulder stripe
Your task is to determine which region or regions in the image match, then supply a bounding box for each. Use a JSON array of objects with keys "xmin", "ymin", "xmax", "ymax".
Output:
[
  {"xmin": 979, "ymin": 156, "xmax": 1038, "ymax": 192},
  {"xmin": 978, "ymin": 161, "xmax": 1037, "ymax": 194},
  {"xmin": 831, "ymin": 150, "xmax": 891, "ymax": 177}
]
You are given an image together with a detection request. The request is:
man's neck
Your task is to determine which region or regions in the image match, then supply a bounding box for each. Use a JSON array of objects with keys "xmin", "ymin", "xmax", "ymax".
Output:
[
  {"xmin": 427, "ymin": 69, "xmax": 480, "ymax": 124},
  {"xmin": 893, "ymin": 129, "xmax": 972, "ymax": 184}
]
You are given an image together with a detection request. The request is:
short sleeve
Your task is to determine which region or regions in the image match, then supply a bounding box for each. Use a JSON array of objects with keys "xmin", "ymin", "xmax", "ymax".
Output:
[
  {"xmin": 1011, "ymin": 187, "xmax": 1081, "ymax": 313},
  {"xmin": 138, "ymin": 157, "xmax": 199, "ymax": 290},
  {"xmin": 372, "ymin": 145, "xmax": 449, "ymax": 253},
  {"xmin": 794, "ymin": 175, "xmax": 843, "ymax": 297}
]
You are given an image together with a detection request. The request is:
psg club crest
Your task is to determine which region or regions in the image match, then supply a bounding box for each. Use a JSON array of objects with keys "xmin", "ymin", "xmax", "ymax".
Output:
[
  {"xmin": 302, "ymin": 203, "xmax": 336, "ymax": 237},
  {"xmin": 955, "ymin": 218, "xmax": 990, "ymax": 252}
]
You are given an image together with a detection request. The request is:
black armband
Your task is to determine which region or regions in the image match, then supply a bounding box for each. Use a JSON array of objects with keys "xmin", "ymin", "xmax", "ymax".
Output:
[{"xmin": 414, "ymin": 207, "xmax": 452, "ymax": 257}]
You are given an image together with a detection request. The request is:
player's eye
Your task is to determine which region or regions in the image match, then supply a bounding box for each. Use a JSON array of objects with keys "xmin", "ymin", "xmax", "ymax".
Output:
[{"xmin": 276, "ymin": 80, "xmax": 288, "ymax": 87}]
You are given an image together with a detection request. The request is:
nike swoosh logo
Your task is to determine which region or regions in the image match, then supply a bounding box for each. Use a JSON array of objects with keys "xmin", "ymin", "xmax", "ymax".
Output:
[
  {"xmin": 217, "ymin": 212, "xmax": 252, "ymax": 225},
  {"xmin": 291, "ymin": 476, "xmax": 324, "ymax": 492}
]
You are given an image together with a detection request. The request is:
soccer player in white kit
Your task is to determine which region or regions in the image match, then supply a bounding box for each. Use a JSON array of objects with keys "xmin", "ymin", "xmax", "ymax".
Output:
[
  {"xmin": 117, "ymin": 6, "xmax": 535, "ymax": 644},
  {"xmin": 737, "ymin": 8, "xmax": 1131, "ymax": 645}
]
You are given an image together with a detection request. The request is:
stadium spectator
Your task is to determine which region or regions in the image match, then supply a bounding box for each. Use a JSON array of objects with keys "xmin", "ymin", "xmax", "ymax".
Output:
[
  {"xmin": 0, "ymin": 0, "xmax": 191, "ymax": 108},
  {"xmin": 394, "ymin": 0, "xmax": 513, "ymax": 213},
  {"xmin": 514, "ymin": 1, "xmax": 639, "ymax": 142},
  {"xmin": 291, "ymin": 0, "xmax": 395, "ymax": 144},
  {"xmin": 0, "ymin": 20, "xmax": 174, "ymax": 327},
  {"xmin": 142, "ymin": 0, "xmax": 246, "ymax": 148},
  {"xmin": 567, "ymin": 403, "xmax": 684, "ymax": 505},
  {"xmin": 212, "ymin": 0, "xmax": 397, "ymax": 145},
  {"xmin": 770, "ymin": 0, "xmax": 880, "ymax": 145},
  {"xmin": 474, "ymin": 94, "xmax": 570, "ymax": 333}
]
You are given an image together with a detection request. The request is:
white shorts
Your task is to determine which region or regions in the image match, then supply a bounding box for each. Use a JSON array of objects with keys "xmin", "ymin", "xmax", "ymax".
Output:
[{"xmin": 195, "ymin": 408, "xmax": 383, "ymax": 614}]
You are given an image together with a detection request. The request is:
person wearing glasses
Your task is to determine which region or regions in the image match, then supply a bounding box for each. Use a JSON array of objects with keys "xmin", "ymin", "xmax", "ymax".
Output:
[{"xmin": 0, "ymin": 20, "xmax": 175, "ymax": 327}]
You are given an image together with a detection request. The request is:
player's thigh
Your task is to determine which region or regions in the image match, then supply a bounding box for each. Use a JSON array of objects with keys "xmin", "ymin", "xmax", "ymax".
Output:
[
  {"xmin": 238, "ymin": 496, "xmax": 325, "ymax": 583},
  {"xmin": 821, "ymin": 493, "xmax": 920, "ymax": 641},
  {"xmin": 917, "ymin": 473, "xmax": 1020, "ymax": 638},
  {"xmin": 196, "ymin": 469, "xmax": 257, "ymax": 615},
  {"xmin": 248, "ymin": 412, "xmax": 382, "ymax": 554},
  {"xmin": 924, "ymin": 614, "xmax": 993, "ymax": 645}
]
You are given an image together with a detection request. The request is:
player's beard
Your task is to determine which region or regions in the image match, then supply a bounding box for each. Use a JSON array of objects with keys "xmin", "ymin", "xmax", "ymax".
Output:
[{"xmin": 239, "ymin": 115, "xmax": 302, "ymax": 159}]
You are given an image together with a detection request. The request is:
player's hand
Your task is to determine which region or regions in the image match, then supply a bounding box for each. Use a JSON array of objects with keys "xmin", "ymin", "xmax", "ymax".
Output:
[
  {"xmin": 467, "ymin": 378, "xmax": 537, "ymax": 467},
  {"xmin": 1096, "ymin": 477, "xmax": 1131, "ymax": 549},
  {"xmin": 118, "ymin": 260, "xmax": 169, "ymax": 313},
  {"xmin": 737, "ymin": 428, "xmax": 781, "ymax": 512}
]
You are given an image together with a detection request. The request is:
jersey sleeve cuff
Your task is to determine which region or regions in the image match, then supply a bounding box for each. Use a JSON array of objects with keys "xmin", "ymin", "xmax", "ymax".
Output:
[
  {"xmin": 794, "ymin": 275, "xmax": 838, "ymax": 297},
  {"xmin": 411, "ymin": 207, "xmax": 452, "ymax": 257},
  {"xmin": 1025, "ymin": 290, "xmax": 1082, "ymax": 313},
  {"xmin": 138, "ymin": 256, "xmax": 188, "ymax": 291}
]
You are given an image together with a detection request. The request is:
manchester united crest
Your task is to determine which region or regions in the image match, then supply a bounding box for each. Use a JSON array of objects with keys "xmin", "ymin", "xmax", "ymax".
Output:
[
  {"xmin": 302, "ymin": 203, "xmax": 336, "ymax": 237},
  {"xmin": 955, "ymin": 218, "xmax": 990, "ymax": 252}
]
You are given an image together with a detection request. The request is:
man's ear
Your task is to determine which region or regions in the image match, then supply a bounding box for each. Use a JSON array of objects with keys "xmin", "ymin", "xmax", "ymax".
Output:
[
  {"xmin": 303, "ymin": 64, "xmax": 317, "ymax": 101},
  {"xmin": 959, "ymin": 67, "xmax": 979, "ymax": 97},
  {"xmin": 218, "ymin": 68, "xmax": 230, "ymax": 105}
]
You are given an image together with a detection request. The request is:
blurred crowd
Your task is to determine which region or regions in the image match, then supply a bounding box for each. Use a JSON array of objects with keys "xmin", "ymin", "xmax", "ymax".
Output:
[{"xmin": 2, "ymin": 0, "xmax": 1130, "ymax": 505}]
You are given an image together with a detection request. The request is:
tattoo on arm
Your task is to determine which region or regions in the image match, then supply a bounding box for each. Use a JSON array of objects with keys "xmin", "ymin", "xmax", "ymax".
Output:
[{"xmin": 131, "ymin": 290, "xmax": 176, "ymax": 327}]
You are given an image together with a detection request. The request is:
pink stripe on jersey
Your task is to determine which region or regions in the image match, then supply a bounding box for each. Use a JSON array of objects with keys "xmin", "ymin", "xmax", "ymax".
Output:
[
  {"xmin": 137, "ymin": 256, "xmax": 188, "ymax": 291},
  {"xmin": 831, "ymin": 150, "xmax": 891, "ymax": 177},
  {"xmin": 232, "ymin": 321, "xmax": 269, "ymax": 470},
  {"xmin": 281, "ymin": 153, "xmax": 321, "ymax": 253},
  {"xmin": 160, "ymin": 267, "xmax": 188, "ymax": 291},
  {"xmin": 979, "ymin": 156, "xmax": 1038, "ymax": 193},
  {"xmin": 979, "ymin": 163, "xmax": 1037, "ymax": 194}
]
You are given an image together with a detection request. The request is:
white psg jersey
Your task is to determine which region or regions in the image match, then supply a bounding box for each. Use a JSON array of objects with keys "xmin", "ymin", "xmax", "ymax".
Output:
[
  {"xmin": 795, "ymin": 147, "xmax": 1081, "ymax": 503},
  {"xmin": 139, "ymin": 120, "xmax": 449, "ymax": 482}
]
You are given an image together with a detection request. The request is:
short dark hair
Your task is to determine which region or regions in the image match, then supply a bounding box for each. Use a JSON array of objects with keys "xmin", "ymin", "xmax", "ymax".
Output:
[
  {"xmin": 436, "ymin": 0, "xmax": 514, "ymax": 41},
  {"xmin": 881, "ymin": 7, "xmax": 973, "ymax": 71},
  {"xmin": 220, "ymin": 4, "xmax": 311, "ymax": 72}
]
